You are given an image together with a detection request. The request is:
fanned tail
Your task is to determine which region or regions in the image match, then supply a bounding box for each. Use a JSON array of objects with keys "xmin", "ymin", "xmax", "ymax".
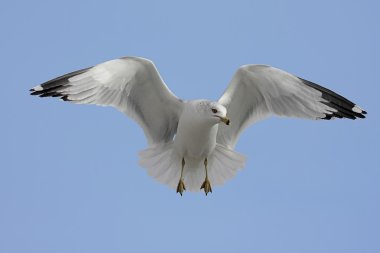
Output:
[
  {"xmin": 208, "ymin": 144, "xmax": 246, "ymax": 187},
  {"xmin": 139, "ymin": 143, "xmax": 246, "ymax": 192}
]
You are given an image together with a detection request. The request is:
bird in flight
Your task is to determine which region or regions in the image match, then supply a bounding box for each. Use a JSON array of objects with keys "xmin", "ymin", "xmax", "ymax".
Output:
[{"xmin": 30, "ymin": 57, "xmax": 366, "ymax": 195}]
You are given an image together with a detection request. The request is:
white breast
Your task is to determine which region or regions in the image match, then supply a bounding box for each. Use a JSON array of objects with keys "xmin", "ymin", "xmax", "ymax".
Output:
[{"xmin": 173, "ymin": 103, "xmax": 218, "ymax": 160}]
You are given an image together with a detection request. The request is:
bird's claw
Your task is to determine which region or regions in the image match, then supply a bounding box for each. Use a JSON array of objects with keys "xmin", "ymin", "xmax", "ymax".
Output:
[
  {"xmin": 200, "ymin": 178, "xmax": 212, "ymax": 196},
  {"xmin": 176, "ymin": 178, "xmax": 186, "ymax": 196}
]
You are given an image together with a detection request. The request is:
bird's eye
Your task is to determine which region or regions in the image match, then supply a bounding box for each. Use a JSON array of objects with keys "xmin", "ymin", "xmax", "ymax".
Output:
[{"xmin": 212, "ymin": 108, "xmax": 218, "ymax": 113}]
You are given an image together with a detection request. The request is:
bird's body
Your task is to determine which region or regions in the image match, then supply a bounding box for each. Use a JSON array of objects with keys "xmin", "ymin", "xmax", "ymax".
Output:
[
  {"xmin": 139, "ymin": 99, "xmax": 242, "ymax": 192},
  {"xmin": 174, "ymin": 100, "xmax": 219, "ymax": 159},
  {"xmin": 30, "ymin": 57, "xmax": 366, "ymax": 195}
]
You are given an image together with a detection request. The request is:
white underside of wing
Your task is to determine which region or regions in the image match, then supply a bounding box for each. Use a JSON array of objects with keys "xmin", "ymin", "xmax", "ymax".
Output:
[
  {"xmin": 217, "ymin": 65, "xmax": 366, "ymax": 149},
  {"xmin": 31, "ymin": 57, "xmax": 184, "ymax": 144}
]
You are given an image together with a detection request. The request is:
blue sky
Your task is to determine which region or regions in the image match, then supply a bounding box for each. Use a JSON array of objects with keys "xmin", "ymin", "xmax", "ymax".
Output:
[{"xmin": 1, "ymin": 0, "xmax": 379, "ymax": 252}]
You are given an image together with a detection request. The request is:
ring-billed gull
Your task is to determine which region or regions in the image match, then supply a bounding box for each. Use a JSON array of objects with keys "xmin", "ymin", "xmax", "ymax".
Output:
[{"xmin": 30, "ymin": 57, "xmax": 366, "ymax": 195}]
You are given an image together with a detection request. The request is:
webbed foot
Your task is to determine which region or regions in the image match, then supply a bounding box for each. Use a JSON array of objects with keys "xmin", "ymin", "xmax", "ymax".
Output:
[
  {"xmin": 200, "ymin": 178, "xmax": 212, "ymax": 196},
  {"xmin": 176, "ymin": 178, "xmax": 186, "ymax": 196}
]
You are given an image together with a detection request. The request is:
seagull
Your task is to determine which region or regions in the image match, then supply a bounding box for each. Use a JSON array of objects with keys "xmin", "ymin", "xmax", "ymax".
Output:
[{"xmin": 30, "ymin": 57, "xmax": 366, "ymax": 195}]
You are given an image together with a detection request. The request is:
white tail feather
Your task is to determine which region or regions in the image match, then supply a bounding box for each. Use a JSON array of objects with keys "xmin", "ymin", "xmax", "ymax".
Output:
[{"xmin": 139, "ymin": 143, "xmax": 246, "ymax": 192}]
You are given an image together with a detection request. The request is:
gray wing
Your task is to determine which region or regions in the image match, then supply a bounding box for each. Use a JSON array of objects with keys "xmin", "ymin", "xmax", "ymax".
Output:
[
  {"xmin": 30, "ymin": 57, "xmax": 184, "ymax": 145},
  {"xmin": 217, "ymin": 65, "xmax": 366, "ymax": 149}
]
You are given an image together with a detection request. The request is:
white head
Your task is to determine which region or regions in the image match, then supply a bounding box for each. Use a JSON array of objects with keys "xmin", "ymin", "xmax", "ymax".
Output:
[{"xmin": 192, "ymin": 100, "xmax": 230, "ymax": 126}]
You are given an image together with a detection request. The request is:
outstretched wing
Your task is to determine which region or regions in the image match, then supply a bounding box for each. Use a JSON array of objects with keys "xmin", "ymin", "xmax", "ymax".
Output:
[
  {"xmin": 217, "ymin": 65, "xmax": 366, "ymax": 149},
  {"xmin": 30, "ymin": 57, "xmax": 184, "ymax": 145}
]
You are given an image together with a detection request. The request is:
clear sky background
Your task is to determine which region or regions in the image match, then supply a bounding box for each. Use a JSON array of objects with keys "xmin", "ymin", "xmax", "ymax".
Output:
[{"xmin": 1, "ymin": 0, "xmax": 379, "ymax": 252}]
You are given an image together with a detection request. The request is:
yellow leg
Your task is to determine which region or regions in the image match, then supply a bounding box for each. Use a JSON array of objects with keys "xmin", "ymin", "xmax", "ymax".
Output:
[
  {"xmin": 176, "ymin": 158, "xmax": 186, "ymax": 196},
  {"xmin": 200, "ymin": 158, "xmax": 212, "ymax": 195}
]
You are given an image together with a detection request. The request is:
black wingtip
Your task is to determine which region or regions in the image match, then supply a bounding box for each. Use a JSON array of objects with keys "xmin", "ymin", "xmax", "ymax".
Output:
[
  {"xmin": 30, "ymin": 90, "xmax": 42, "ymax": 96},
  {"xmin": 299, "ymin": 77, "xmax": 366, "ymax": 120},
  {"xmin": 356, "ymin": 113, "xmax": 365, "ymax": 119},
  {"xmin": 30, "ymin": 88, "xmax": 39, "ymax": 95},
  {"xmin": 61, "ymin": 95, "xmax": 71, "ymax": 101},
  {"xmin": 29, "ymin": 67, "xmax": 90, "ymax": 99}
]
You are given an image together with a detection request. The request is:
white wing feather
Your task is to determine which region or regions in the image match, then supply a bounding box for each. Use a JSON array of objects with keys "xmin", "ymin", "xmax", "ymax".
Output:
[
  {"xmin": 217, "ymin": 65, "xmax": 366, "ymax": 149},
  {"xmin": 31, "ymin": 57, "xmax": 183, "ymax": 145}
]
